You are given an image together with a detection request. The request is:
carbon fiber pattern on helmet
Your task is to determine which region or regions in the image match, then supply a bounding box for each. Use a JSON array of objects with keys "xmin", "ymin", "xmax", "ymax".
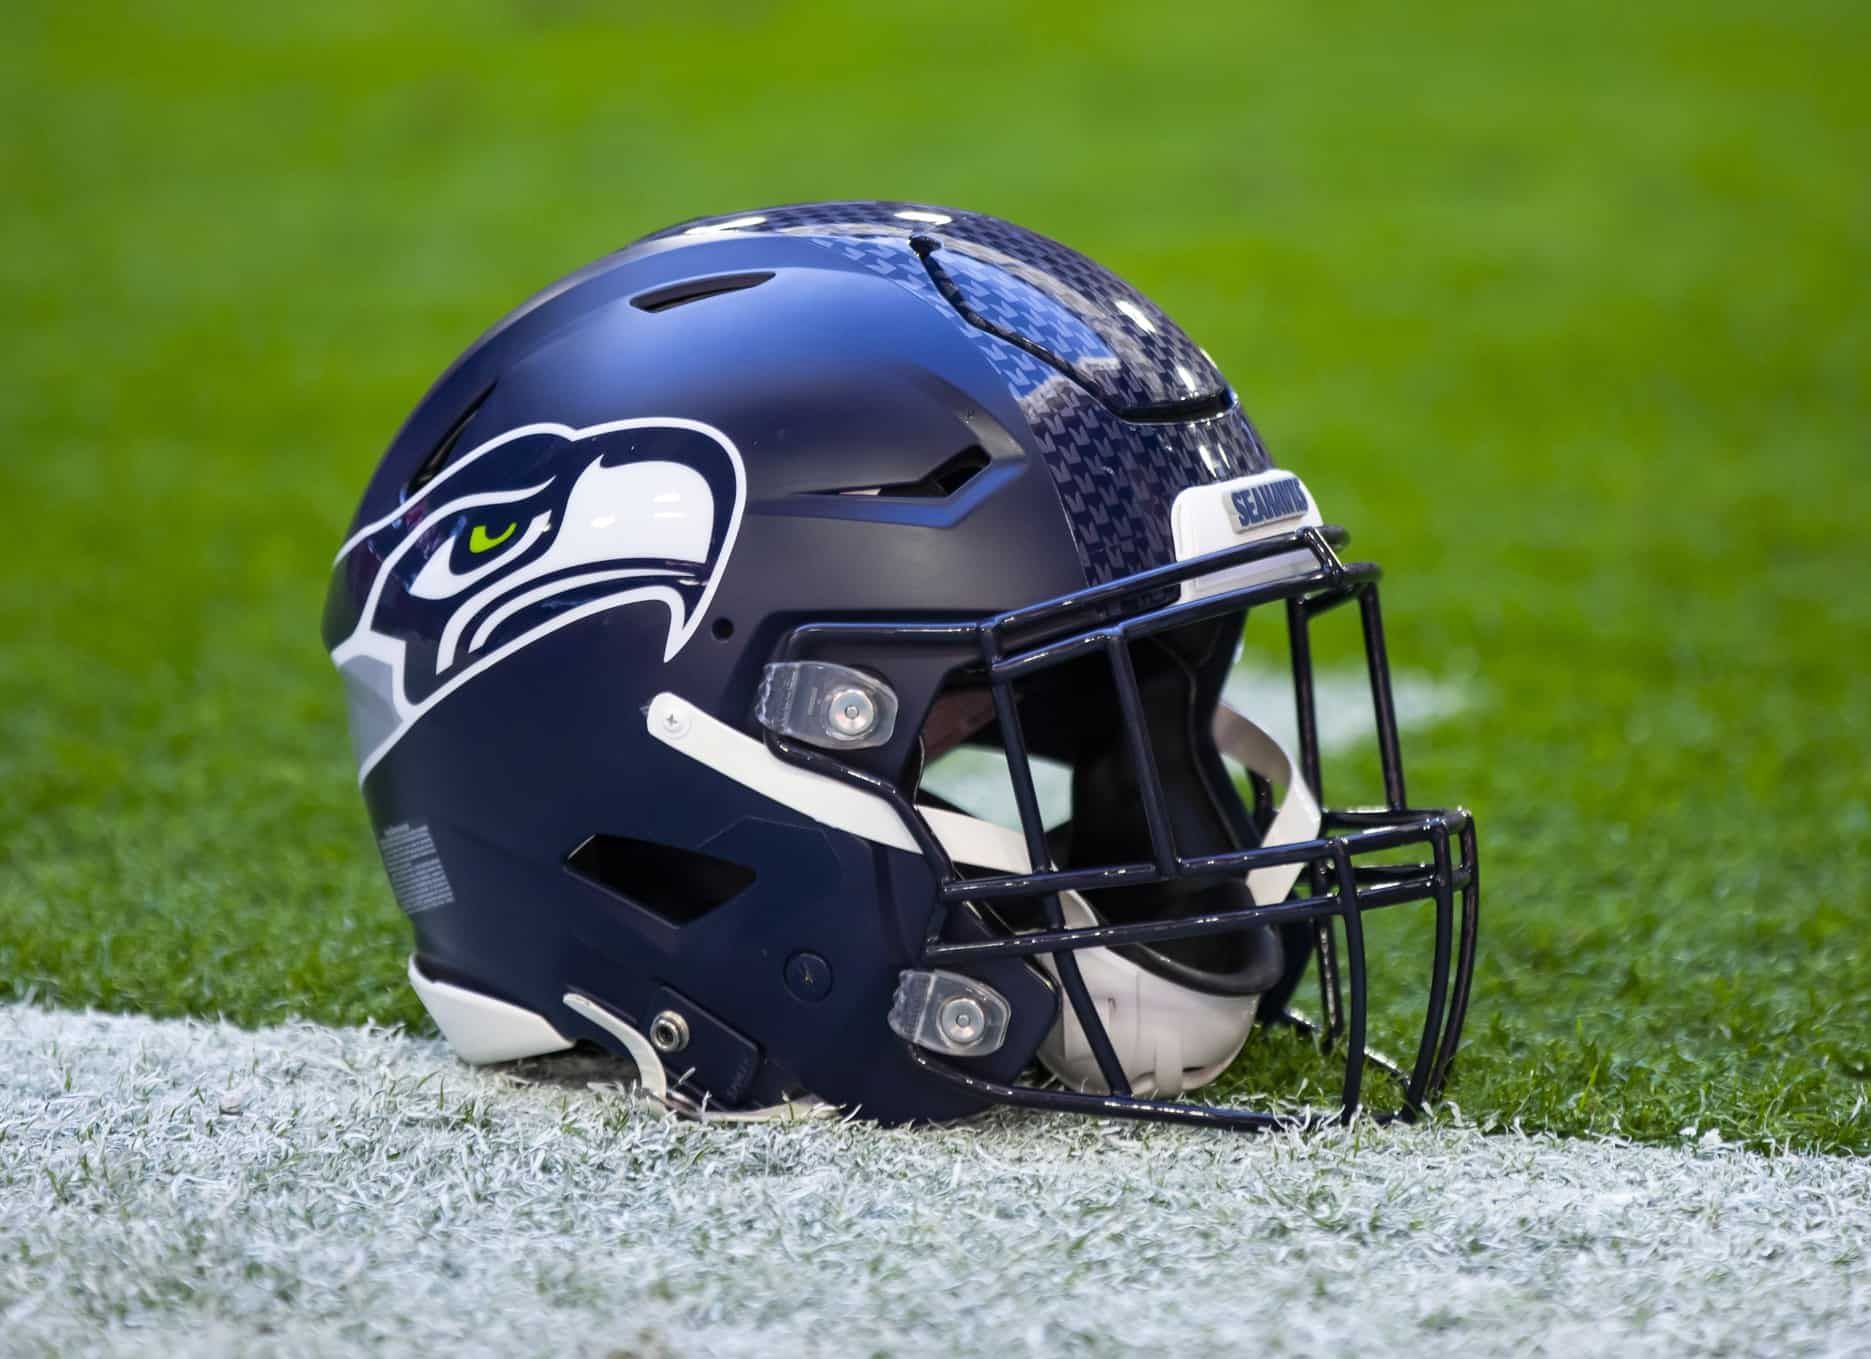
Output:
[
  {"xmin": 647, "ymin": 202, "xmax": 1228, "ymax": 414},
  {"xmin": 645, "ymin": 203, "xmax": 1271, "ymax": 584},
  {"xmin": 1016, "ymin": 381, "xmax": 1270, "ymax": 584},
  {"xmin": 919, "ymin": 247, "xmax": 1121, "ymax": 393},
  {"xmin": 794, "ymin": 233, "xmax": 996, "ymax": 348}
]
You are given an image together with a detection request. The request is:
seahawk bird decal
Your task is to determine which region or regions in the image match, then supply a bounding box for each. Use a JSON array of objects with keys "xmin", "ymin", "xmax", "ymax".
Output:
[{"xmin": 324, "ymin": 418, "xmax": 746, "ymax": 780}]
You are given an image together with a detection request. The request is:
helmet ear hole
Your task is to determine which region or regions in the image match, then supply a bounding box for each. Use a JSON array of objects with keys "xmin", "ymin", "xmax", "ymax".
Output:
[{"xmin": 711, "ymin": 617, "xmax": 735, "ymax": 641}]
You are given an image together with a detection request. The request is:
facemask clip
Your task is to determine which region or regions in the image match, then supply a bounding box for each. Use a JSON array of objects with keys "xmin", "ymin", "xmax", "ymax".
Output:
[
  {"xmin": 757, "ymin": 661, "xmax": 899, "ymax": 750},
  {"xmin": 889, "ymin": 970, "xmax": 1011, "ymax": 1056}
]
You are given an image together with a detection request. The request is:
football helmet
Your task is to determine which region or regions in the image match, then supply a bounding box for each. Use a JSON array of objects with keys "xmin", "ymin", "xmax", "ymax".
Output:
[{"xmin": 324, "ymin": 201, "xmax": 1477, "ymax": 1128}]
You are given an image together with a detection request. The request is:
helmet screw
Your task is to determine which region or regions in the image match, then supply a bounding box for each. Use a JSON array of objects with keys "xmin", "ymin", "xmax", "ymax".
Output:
[
  {"xmin": 826, "ymin": 687, "xmax": 877, "ymax": 740},
  {"xmin": 656, "ymin": 704, "xmax": 690, "ymax": 739},
  {"xmin": 648, "ymin": 1010, "xmax": 690, "ymax": 1054},
  {"xmin": 937, "ymin": 995, "xmax": 987, "ymax": 1049}
]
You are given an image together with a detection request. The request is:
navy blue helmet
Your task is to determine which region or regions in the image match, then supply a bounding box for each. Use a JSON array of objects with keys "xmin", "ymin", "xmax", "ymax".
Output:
[{"xmin": 324, "ymin": 202, "xmax": 1478, "ymax": 1127}]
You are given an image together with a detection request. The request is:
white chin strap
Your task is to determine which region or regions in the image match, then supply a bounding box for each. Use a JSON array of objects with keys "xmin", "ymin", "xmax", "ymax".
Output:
[{"xmin": 920, "ymin": 702, "xmax": 1320, "ymax": 1098}]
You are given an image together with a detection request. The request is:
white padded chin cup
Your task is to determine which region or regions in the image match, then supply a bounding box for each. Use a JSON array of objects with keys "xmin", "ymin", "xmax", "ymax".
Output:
[
  {"xmin": 1033, "ymin": 892, "xmax": 1255, "ymax": 1097},
  {"xmin": 923, "ymin": 702, "xmax": 1321, "ymax": 1099}
]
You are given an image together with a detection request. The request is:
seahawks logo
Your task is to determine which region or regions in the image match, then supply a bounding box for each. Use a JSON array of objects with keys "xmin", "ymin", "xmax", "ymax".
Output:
[{"xmin": 325, "ymin": 418, "xmax": 745, "ymax": 780}]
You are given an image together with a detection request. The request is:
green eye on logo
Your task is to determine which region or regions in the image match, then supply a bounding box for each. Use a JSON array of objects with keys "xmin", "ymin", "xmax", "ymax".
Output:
[{"xmin": 468, "ymin": 521, "xmax": 517, "ymax": 554}]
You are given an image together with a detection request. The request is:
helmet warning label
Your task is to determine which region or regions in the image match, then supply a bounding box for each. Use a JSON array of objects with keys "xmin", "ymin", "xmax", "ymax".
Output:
[{"xmin": 377, "ymin": 822, "xmax": 456, "ymax": 916}]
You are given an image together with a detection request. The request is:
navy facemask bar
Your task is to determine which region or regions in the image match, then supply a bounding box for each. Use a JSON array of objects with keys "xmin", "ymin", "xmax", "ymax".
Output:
[{"xmin": 764, "ymin": 525, "xmax": 1479, "ymax": 1129}]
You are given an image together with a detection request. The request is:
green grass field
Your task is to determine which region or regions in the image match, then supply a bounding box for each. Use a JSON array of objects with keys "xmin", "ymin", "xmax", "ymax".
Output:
[{"xmin": 4, "ymin": 1, "xmax": 1867, "ymax": 1151}]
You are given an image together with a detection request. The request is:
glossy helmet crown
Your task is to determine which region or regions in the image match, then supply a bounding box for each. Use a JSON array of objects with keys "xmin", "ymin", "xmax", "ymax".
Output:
[{"xmin": 324, "ymin": 202, "xmax": 1477, "ymax": 1127}]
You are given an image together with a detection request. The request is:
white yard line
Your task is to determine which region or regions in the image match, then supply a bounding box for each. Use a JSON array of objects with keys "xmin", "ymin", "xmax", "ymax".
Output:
[
  {"xmin": 923, "ymin": 662, "xmax": 1476, "ymax": 828},
  {"xmin": 1221, "ymin": 662, "xmax": 1477, "ymax": 760},
  {"xmin": 3, "ymin": 1004, "xmax": 1866, "ymax": 1358}
]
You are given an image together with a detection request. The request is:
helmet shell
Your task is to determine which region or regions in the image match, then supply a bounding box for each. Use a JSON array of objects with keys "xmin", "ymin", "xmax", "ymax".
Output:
[{"xmin": 324, "ymin": 202, "xmax": 1274, "ymax": 1121}]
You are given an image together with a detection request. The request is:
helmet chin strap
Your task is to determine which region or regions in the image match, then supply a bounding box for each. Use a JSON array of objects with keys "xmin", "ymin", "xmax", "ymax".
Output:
[
  {"xmin": 919, "ymin": 702, "xmax": 1321, "ymax": 1098},
  {"xmin": 562, "ymin": 990, "xmax": 838, "ymax": 1124}
]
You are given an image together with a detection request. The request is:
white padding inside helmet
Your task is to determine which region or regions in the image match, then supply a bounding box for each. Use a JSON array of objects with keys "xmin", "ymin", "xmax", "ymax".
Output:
[
  {"xmin": 918, "ymin": 703, "xmax": 1320, "ymax": 1097},
  {"xmin": 1032, "ymin": 891, "xmax": 1255, "ymax": 1096}
]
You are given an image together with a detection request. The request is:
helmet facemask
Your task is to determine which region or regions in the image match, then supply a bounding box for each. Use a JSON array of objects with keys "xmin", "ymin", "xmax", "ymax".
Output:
[
  {"xmin": 755, "ymin": 517, "xmax": 1478, "ymax": 1129},
  {"xmin": 921, "ymin": 615, "xmax": 1286, "ymax": 1096}
]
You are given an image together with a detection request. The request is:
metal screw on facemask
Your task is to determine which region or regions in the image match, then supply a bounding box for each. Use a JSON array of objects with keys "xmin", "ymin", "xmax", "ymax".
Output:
[
  {"xmin": 937, "ymin": 995, "xmax": 987, "ymax": 1049},
  {"xmin": 826, "ymin": 687, "xmax": 877, "ymax": 740},
  {"xmin": 649, "ymin": 1010, "xmax": 690, "ymax": 1054}
]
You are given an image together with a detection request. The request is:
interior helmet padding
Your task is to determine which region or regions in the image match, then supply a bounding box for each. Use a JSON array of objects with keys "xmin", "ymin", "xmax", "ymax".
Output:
[{"xmin": 1036, "ymin": 613, "xmax": 1284, "ymax": 995}]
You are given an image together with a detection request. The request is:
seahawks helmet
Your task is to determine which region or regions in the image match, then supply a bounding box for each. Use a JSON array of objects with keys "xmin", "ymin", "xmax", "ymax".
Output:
[{"xmin": 323, "ymin": 201, "xmax": 1478, "ymax": 1127}]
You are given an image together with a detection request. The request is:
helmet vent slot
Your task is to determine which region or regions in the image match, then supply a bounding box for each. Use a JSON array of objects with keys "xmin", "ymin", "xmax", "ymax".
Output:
[
  {"xmin": 630, "ymin": 271, "xmax": 774, "ymax": 313},
  {"xmin": 565, "ymin": 834, "xmax": 755, "ymax": 925},
  {"xmin": 404, "ymin": 380, "xmax": 496, "ymax": 499},
  {"xmin": 812, "ymin": 445, "xmax": 990, "ymax": 499}
]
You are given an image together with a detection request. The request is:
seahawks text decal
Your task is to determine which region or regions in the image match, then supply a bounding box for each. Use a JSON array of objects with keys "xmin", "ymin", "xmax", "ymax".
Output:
[
  {"xmin": 1226, "ymin": 473, "xmax": 1310, "ymax": 533},
  {"xmin": 326, "ymin": 418, "xmax": 746, "ymax": 780}
]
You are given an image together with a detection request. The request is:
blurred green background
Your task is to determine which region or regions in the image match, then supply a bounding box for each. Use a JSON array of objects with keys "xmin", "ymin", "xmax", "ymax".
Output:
[{"xmin": 3, "ymin": 1, "xmax": 1867, "ymax": 1148}]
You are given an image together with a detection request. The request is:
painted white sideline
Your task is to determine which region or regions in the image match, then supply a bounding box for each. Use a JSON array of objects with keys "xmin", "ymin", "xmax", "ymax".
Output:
[
  {"xmin": 4, "ymin": 1002, "xmax": 1868, "ymax": 1358},
  {"xmin": 1221, "ymin": 662, "xmax": 1476, "ymax": 763},
  {"xmin": 923, "ymin": 662, "xmax": 1477, "ymax": 831}
]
